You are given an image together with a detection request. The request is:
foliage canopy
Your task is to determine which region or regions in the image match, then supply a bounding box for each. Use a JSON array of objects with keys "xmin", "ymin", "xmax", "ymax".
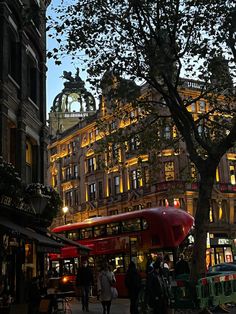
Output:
[
  {"xmin": 0, "ymin": 156, "xmax": 62, "ymax": 226},
  {"xmin": 48, "ymin": 0, "xmax": 236, "ymax": 279}
]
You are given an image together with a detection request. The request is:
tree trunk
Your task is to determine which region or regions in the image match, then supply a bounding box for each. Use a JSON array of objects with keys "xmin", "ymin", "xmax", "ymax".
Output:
[{"xmin": 190, "ymin": 173, "xmax": 215, "ymax": 282}]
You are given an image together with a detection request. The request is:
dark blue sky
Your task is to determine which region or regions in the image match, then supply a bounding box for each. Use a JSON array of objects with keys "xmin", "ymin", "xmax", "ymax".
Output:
[{"xmin": 46, "ymin": 0, "xmax": 87, "ymax": 115}]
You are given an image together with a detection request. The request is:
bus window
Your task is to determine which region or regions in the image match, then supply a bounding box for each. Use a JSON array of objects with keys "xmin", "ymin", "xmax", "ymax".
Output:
[
  {"xmin": 67, "ymin": 231, "xmax": 78, "ymax": 241},
  {"xmin": 99, "ymin": 254, "xmax": 126, "ymax": 273},
  {"xmin": 94, "ymin": 225, "xmax": 106, "ymax": 238},
  {"xmin": 121, "ymin": 218, "xmax": 142, "ymax": 233},
  {"xmin": 114, "ymin": 256, "xmax": 125, "ymax": 273},
  {"xmin": 142, "ymin": 218, "xmax": 149, "ymax": 230},
  {"xmin": 62, "ymin": 259, "xmax": 74, "ymax": 275},
  {"xmin": 80, "ymin": 227, "xmax": 93, "ymax": 239},
  {"xmin": 172, "ymin": 225, "xmax": 184, "ymax": 241},
  {"xmin": 107, "ymin": 223, "xmax": 120, "ymax": 235}
]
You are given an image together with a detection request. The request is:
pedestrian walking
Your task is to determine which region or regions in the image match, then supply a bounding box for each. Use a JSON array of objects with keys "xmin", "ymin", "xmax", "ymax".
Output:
[
  {"xmin": 76, "ymin": 258, "xmax": 94, "ymax": 312},
  {"xmin": 97, "ymin": 262, "xmax": 116, "ymax": 314},
  {"xmin": 162, "ymin": 254, "xmax": 171, "ymax": 282},
  {"xmin": 146, "ymin": 255, "xmax": 154, "ymax": 274},
  {"xmin": 175, "ymin": 253, "xmax": 190, "ymax": 278},
  {"xmin": 125, "ymin": 261, "xmax": 141, "ymax": 314},
  {"xmin": 28, "ymin": 277, "xmax": 41, "ymax": 314},
  {"xmin": 147, "ymin": 259, "xmax": 169, "ymax": 314}
]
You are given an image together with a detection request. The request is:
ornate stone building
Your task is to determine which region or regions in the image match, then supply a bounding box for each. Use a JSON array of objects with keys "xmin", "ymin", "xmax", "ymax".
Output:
[
  {"xmin": 48, "ymin": 75, "xmax": 236, "ymax": 266},
  {"xmin": 0, "ymin": 0, "xmax": 55, "ymax": 304},
  {"xmin": 0, "ymin": 0, "xmax": 50, "ymax": 183}
]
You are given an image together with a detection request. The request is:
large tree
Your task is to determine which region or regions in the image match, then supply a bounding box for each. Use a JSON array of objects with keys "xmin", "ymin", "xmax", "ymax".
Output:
[{"xmin": 48, "ymin": 0, "xmax": 236, "ymax": 280}]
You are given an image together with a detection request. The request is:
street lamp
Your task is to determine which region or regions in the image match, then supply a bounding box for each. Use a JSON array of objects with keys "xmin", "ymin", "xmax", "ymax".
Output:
[
  {"xmin": 62, "ymin": 206, "xmax": 69, "ymax": 224},
  {"xmin": 29, "ymin": 184, "xmax": 50, "ymax": 215}
]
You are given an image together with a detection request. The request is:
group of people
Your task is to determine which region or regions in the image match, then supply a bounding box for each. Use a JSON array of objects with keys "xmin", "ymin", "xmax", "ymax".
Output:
[
  {"xmin": 0, "ymin": 253, "xmax": 188, "ymax": 314},
  {"xmin": 76, "ymin": 259, "xmax": 116, "ymax": 313},
  {"xmin": 75, "ymin": 253, "xmax": 190, "ymax": 314},
  {"xmin": 76, "ymin": 259, "xmax": 139, "ymax": 314}
]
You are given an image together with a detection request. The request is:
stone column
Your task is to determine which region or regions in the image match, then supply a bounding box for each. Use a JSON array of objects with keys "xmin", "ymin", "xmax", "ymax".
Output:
[{"xmin": 229, "ymin": 198, "xmax": 235, "ymax": 224}]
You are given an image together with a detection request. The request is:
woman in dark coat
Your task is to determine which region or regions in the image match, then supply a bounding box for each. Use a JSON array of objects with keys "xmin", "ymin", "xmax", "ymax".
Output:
[
  {"xmin": 125, "ymin": 261, "xmax": 141, "ymax": 314},
  {"xmin": 147, "ymin": 260, "xmax": 169, "ymax": 314}
]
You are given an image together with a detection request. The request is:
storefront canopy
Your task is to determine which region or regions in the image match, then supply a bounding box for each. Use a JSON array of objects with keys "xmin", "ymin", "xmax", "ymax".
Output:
[
  {"xmin": 44, "ymin": 230, "xmax": 91, "ymax": 253},
  {"xmin": 0, "ymin": 216, "xmax": 63, "ymax": 252}
]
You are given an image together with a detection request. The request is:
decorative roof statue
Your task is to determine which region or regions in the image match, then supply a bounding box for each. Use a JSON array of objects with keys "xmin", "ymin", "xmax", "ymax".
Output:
[
  {"xmin": 62, "ymin": 71, "xmax": 74, "ymax": 82},
  {"xmin": 51, "ymin": 68, "xmax": 96, "ymax": 113}
]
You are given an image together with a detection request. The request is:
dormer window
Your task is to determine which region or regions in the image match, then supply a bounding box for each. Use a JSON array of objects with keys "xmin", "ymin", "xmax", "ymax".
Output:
[{"xmin": 199, "ymin": 100, "xmax": 206, "ymax": 112}]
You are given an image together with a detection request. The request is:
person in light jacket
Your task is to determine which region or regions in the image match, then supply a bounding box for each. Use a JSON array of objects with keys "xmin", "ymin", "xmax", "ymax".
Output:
[{"xmin": 97, "ymin": 262, "xmax": 116, "ymax": 314}]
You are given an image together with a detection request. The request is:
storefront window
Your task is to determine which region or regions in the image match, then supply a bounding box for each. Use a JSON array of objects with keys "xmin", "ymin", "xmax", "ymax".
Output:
[
  {"xmin": 164, "ymin": 161, "xmax": 175, "ymax": 181},
  {"xmin": 215, "ymin": 247, "xmax": 225, "ymax": 264},
  {"xmin": 25, "ymin": 242, "xmax": 33, "ymax": 264},
  {"xmin": 224, "ymin": 247, "xmax": 233, "ymax": 262},
  {"xmin": 230, "ymin": 165, "xmax": 236, "ymax": 185}
]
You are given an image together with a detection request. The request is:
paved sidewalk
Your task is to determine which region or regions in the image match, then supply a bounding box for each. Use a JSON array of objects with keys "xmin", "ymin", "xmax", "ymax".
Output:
[
  {"xmin": 68, "ymin": 297, "xmax": 130, "ymax": 314},
  {"xmin": 67, "ymin": 298, "xmax": 236, "ymax": 314}
]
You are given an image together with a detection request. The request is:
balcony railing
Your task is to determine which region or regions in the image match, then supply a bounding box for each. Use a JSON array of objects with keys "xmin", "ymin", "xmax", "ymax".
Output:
[
  {"xmin": 155, "ymin": 180, "xmax": 185, "ymax": 192},
  {"xmin": 215, "ymin": 183, "xmax": 236, "ymax": 193},
  {"xmin": 61, "ymin": 175, "xmax": 79, "ymax": 183}
]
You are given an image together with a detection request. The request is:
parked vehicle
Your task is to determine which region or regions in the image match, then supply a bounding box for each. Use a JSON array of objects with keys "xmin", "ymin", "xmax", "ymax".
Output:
[{"xmin": 208, "ymin": 262, "xmax": 236, "ymax": 273}]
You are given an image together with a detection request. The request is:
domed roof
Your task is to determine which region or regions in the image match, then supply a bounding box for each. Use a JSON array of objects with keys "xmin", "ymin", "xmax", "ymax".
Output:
[{"xmin": 50, "ymin": 68, "xmax": 96, "ymax": 114}]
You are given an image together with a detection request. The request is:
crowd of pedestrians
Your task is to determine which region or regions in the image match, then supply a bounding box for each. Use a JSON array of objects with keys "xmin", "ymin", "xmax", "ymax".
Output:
[
  {"xmin": 7, "ymin": 253, "xmax": 189, "ymax": 314},
  {"xmin": 73, "ymin": 253, "xmax": 190, "ymax": 314}
]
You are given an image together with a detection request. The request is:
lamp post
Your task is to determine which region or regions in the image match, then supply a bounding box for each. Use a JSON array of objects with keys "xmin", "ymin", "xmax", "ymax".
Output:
[
  {"xmin": 29, "ymin": 184, "xmax": 50, "ymax": 216},
  {"xmin": 62, "ymin": 206, "xmax": 69, "ymax": 224}
]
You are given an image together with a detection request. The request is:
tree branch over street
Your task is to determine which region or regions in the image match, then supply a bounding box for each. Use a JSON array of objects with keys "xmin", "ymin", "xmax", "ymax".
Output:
[{"xmin": 48, "ymin": 0, "xmax": 236, "ymax": 281}]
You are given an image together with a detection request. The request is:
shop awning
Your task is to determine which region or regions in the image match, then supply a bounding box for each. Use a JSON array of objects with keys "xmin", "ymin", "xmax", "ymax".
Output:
[
  {"xmin": 0, "ymin": 216, "xmax": 63, "ymax": 252},
  {"xmin": 44, "ymin": 230, "xmax": 91, "ymax": 253}
]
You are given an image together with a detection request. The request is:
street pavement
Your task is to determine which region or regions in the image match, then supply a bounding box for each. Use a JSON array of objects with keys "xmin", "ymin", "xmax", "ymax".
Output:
[
  {"xmin": 66, "ymin": 298, "xmax": 236, "ymax": 314},
  {"xmin": 67, "ymin": 297, "xmax": 130, "ymax": 314}
]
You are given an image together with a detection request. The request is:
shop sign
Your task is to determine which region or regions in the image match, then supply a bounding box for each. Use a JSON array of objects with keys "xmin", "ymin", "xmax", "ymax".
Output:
[
  {"xmin": 218, "ymin": 239, "xmax": 231, "ymax": 245},
  {"xmin": 64, "ymin": 112, "xmax": 89, "ymax": 118},
  {"xmin": 210, "ymin": 238, "xmax": 231, "ymax": 246},
  {"xmin": 0, "ymin": 195, "xmax": 34, "ymax": 215}
]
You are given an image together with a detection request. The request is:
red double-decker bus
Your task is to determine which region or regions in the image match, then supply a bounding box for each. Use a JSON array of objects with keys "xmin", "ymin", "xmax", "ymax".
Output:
[{"xmin": 51, "ymin": 207, "xmax": 194, "ymax": 296}]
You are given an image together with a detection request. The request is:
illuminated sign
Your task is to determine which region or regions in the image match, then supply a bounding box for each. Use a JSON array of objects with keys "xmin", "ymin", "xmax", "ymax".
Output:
[
  {"xmin": 218, "ymin": 239, "xmax": 231, "ymax": 245},
  {"xmin": 210, "ymin": 238, "xmax": 231, "ymax": 246}
]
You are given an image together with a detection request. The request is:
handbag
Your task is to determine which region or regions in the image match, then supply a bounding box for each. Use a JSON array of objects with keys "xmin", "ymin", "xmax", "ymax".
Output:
[{"xmin": 111, "ymin": 286, "xmax": 118, "ymax": 299}]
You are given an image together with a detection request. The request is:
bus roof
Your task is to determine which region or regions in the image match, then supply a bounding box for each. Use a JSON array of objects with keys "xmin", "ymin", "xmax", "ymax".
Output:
[{"xmin": 52, "ymin": 207, "xmax": 194, "ymax": 233}]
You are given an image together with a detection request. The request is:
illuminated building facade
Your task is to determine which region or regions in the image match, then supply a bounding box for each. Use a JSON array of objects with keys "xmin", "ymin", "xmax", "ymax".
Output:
[{"xmin": 48, "ymin": 76, "xmax": 236, "ymax": 265}]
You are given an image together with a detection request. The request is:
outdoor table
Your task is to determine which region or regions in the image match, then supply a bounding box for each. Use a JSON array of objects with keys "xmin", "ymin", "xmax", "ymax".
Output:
[{"xmin": 42, "ymin": 290, "xmax": 75, "ymax": 313}]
